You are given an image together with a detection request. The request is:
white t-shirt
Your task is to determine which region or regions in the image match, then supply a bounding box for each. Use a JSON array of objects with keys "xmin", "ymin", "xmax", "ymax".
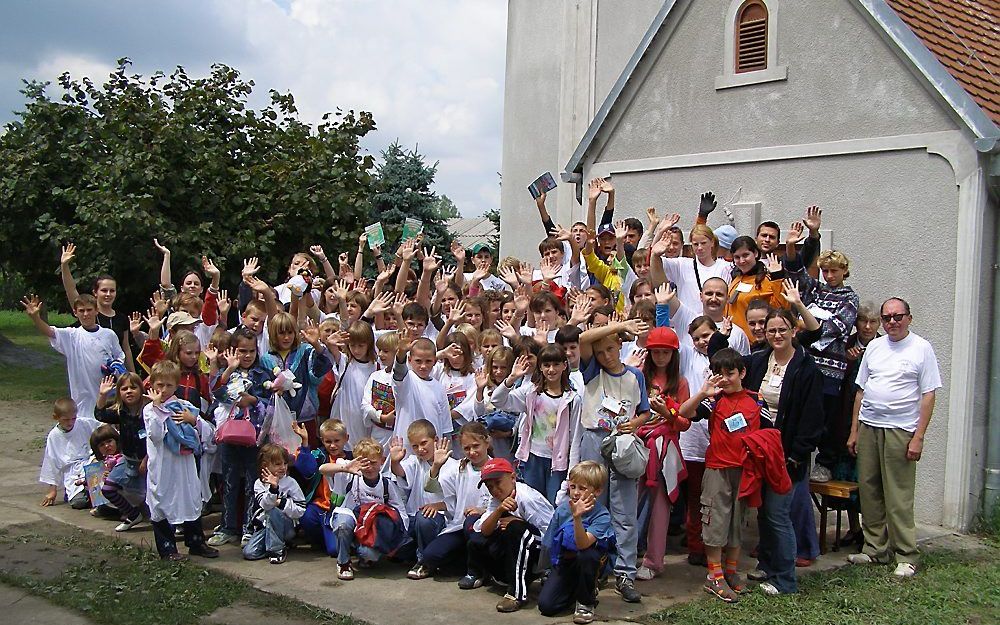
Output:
[
  {"xmin": 144, "ymin": 403, "xmax": 203, "ymax": 524},
  {"xmin": 474, "ymin": 481, "xmax": 555, "ymax": 534},
  {"xmin": 464, "ymin": 273, "xmax": 513, "ymax": 293},
  {"xmin": 436, "ymin": 458, "xmax": 491, "ymax": 534},
  {"xmin": 362, "ymin": 368, "xmax": 396, "ymax": 449},
  {"xmin": 395, "ymin": 455, "xmax": 444, "ymax": 516},
  {"xmin": 528, "ymin": 392, "xmax": 563, "ymax": 459},
  {"xmin": 392, "ymin": 364, "xmax": 454, "ymax": 446},
  {"xmin": 662, "ymin": 257, "xmax": 733, "ymax": 315},
  {"xmin": 337, "ymin": 472, "xmax": 409, "ymax": 530},
  {"xmin": 433, "ymin": 364, "xmax": 478, "ymax": 427},
  {"xmin": 50, "ymin": 326, "xmax": 125, "ymax": 424},
  {"xmin": 331, "ymin": 354, "xmax": 378, "ymax": 450},
  {"xmin": 857, "ymin": 332, "xmax": 941, "ymax": 432},
  {"xmin": 39, "ymin": 421, "xmax": 97, "ymax": 500}
]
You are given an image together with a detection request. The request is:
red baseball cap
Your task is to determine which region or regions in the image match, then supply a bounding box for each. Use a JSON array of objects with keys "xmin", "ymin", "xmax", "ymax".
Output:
[
  {"xmin": 646, "ymin": 327, "xmax": 680, "ymax": 350},
  {"xmin": 478, "ymin": 457, "xmax": 515, "ymax": 486}
]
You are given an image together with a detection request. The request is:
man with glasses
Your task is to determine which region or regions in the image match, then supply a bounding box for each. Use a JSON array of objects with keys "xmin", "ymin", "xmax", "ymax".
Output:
[{"xmin": 845, "ymin": 297, "xmax": 941, "ymax": 578}]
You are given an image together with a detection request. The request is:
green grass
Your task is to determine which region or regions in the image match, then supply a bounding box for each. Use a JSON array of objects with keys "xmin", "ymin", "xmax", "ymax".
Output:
[
  {"xmin": 647, "ymin": 549, "xmax": 999, "ymax": 625},
  {"xmin": 0, "ymin": 529, "xmax": 366, "ymax": 625},
  {"xmin": 0, "ymin": 309, "xmax": 75, "ymax": 400}
]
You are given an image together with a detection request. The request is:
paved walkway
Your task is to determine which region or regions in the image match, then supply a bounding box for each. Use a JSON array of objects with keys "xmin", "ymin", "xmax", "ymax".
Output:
[{"xmin": 0, "ymin": 452, "xmax": 955, "ymax": 625}]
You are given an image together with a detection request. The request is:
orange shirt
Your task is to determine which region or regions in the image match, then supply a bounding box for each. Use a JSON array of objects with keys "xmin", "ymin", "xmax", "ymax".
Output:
[{"xmin": 725, "ymin": 273, "xmax": 787, "ymax": 338}]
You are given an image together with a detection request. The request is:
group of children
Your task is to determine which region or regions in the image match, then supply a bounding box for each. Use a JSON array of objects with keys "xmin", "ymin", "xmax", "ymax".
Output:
[{"xmin": 33, "ymin": 180, "xmax": 878, "ymax": 622}]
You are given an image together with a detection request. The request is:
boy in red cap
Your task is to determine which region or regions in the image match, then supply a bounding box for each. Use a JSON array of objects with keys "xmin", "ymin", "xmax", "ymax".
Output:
[{"xmin": 461, "ymin": 457, "xmax": 555, "ymax": 613}]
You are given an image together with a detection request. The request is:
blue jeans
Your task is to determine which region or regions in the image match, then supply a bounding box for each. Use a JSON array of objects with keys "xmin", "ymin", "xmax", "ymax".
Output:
[
  {"xmin": 219, "ymin": 443, "xmax": 258, "ymax": 536},
  {"xmin": 332, "ymin": 512, "xmax": 389, "ymax": 565},
  {"xmin": 791, "ymin": 477, "xmax": 820, "ymax": 560},
  {"xmin": 519, "ymin": 453, "xmax": 566, "ymax": 504},
  {"xmin": 756, "ymin": 481, "xmax": 798, "ymax": 593},
  {"xmin": 395, "ymin": 513, "xmax": 446, "ymax": 562},
  {"xmin": 243, "ymin": 508, "xmax": 296, "ymax": 559}
]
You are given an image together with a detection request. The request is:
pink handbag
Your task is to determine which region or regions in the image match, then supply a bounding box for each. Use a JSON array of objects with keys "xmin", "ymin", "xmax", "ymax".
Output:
[{"xmin": 215, "ymin": 408, "xmax": 258, "ymax": 447}]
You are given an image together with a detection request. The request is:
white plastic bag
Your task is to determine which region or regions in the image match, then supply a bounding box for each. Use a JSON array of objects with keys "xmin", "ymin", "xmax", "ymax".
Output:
[{"xmin": 267, "ymin": 394, "xmax": 300, "ymax": 454}]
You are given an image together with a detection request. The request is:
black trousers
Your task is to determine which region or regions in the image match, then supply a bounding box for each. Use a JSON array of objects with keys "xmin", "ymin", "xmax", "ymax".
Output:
[
  {"xmin": 537, "ymin": 546, "xmax": 605, "ymax": 615},
  {"xmin": 467, "ymin": 519, "xmax": 540, "ymax": 602},
  {"xmin": 150, "ymin": 519, "xmax": 207, "ymax": 557}
]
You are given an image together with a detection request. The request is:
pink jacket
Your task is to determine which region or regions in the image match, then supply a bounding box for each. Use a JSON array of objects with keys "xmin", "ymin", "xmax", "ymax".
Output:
[
  {"xmin": 638, "ymin": 402, "xmax": 691, "ymax": 502},
  {"xmin": 490, "ymin": 382, "xmax": 582, "ymax": 472}
]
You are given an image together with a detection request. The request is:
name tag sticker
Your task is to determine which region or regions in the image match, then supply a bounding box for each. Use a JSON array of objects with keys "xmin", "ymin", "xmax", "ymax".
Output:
[
  {"xmin": 724, "ymin": 412, "xmax": 748, "ymax": 432},
  {"xmin": 138, "ymin": 429, "xmax": 148, "ymax": 440},
  {"xmin": 601, "ymin": 396, "xmax": 624, "ymax": 415},
  {"xmin": 768, "ymin": 374, "xmax": 783, "ymax": 388},
  {"xmin": 736, "ymin": 282, "xmax": 753, "ymax": 293}
]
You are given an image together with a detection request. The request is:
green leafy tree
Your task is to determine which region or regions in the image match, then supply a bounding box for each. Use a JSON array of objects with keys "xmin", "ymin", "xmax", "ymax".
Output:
[
  {"xmin": 484, "ymin": 207, "xmax": 501, "ymax": 253},
  {"xmin": 370, "ymin": 142, "xmax": 453, "ymax": 263},
  {"xmin": 0, "ymin": 58, "xmax": 377, "ymax": 311},
  {"xmin": 432, "ymin": 194, "xmax": 460, "ymax": 220}
]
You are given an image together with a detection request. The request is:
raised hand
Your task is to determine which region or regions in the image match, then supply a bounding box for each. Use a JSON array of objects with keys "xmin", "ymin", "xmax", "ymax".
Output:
[
  {"xmin": 763, "ymin": 253, "xmax": 782, "ymax": 273},
  {"xmin": 782, "ymin": 279, "xmax": 802, "ymax": 306},
  {"xmin": 60, "ymin": 243, "xmax": 76, "ymax": 266},
  {"xmin": 261, "ymin": 466, "xmax": 279, "ymax": 488},
  {"xmin": 786, "ymin": 221, "xmax": 805, "ymax": 246},
  {"xmin": 614, "ymin": 219, "xmax": 628, "ymax": 241},
  {"xmin": 242, "ymin": 257, "xmax": 260, "ymax": 278},
  {"xmin": 622, "ymin": 318, "xmax": 650, "ymax": 336},
  {"xmin": 398, "ymin": 239, "xmax": 417, "ymax": 261},
  {"xmin": 517, "ymin": 261, "xmax": 534, "ymax": 285},
  {"xmin": 550, "ymin": 223, "xmax": 572, "ymax": 242},
  {"xmin": 513, "ymin": 284, "xmax": 531, "ymax": 313},
  {"xmin": 450, "ymin": 240, "xmax": 466, "ymax": 265},
  {"xmin": 20, "ymin": 294, "xmax": 42, "ymax": 317},
  {"xmin": 645, "ymin": 207, "xmax": 660, "ymax": 226},
  {"xmin": 533, "ymin": 319, "xmax": 551, "ymax": 344},
  {"xmin": 202, "ymin": 256, "xmax": 221, "ymax": 279},
  {"xmin": 599, "ymin": 178, "xmax": 614, "ymax": 194},
  {"xmin": 449, "ymin": 300, "xmax": 467, "ymax": 323},
  {"xmin": 804, "ymin": 205, "xmax": 822, "ymax": 234},
  {"xmin": 245, "ymin": 276, "xmax": 272, "ymax": 294},
  {"xmin": 98, "ymin": 375, "xmax": 116, "ymax": 397},
  {"xmin": 499, "ymin": 265, "xmax": 520, "ymax": 287},
  {"xmin": 432, "ymin": 436, "xmax": 451, "ymax": 468},
  {"xmin": 539, "ymin": 256, "xmax": 560, "ymax": 281},
  {"xmin": 144, "ymin": 387, "xmax": 165, "ymax": 405},
  {"xmin": 291, "ymin": 420, "xmax": 309, "ymax": 445},
  {"xmin": 701, "ymin": 373, "xmax": 725, "ymax": 398},
  {"xmin": 698, "ymin": 191, "xmax": 717, "ymax": 217},
  {"xmin": 624, "ymin": 348, "xmax": 646, "ymax": 369},
  {"xmin": 369, "ymin": 291, "xmax": 395, "ymax": 316},
  {"xmin": 650, "ymin": 229, "xmax": 670, "ymax": 257},
  {"xmin": 223, "ymin": 347, "xmax": 241, "ymax": 369},
  {"xmin": 510, "ymin": 354, "xmax": 532, "ymax": 379},
  {"xmin": 145, "ymin": 307, "xmax": 163, "ymax": 337},
  {"xmin": 217, "ymin": 290, "xmax": 231, "ymax": 318},
  {"xmin": 570, "ymin": 492, "xmax": 595, "ymax": 519},
  {"xmin": 128, "ymin": 311, "xmax": 143, "ymax": 334},
  {"xmin": 470, "ymin": 261, "xmax": 490, "ymax": 283},
  {"xmin": 300, "ymin": 318, "xmax": 321, "ymax": 348},
  {"xmin": 309, "ymin": 245, "xmax": 327, "ymax": 262},
  {"xmin": 202, "ymin": 344, "xmax": 218, "ymax": 364},
  {"xmin": 587, "ymin": 178, "xmax": 602, "ymax": 202},
  {"xmin": 569, "ymin": 296, "xmax": 594, "ymax": 326},
  {"xmin": 535, "ymin": 190, "xmax": 547, "ymax": 208},
  {"xmin": 495, "ymin": 319, "xmax": 519, "ymax": 342},
  {"xmin": 388, "ymin": 436, "xmax": 406, "ymax": 463},
  {"xmin": 475, "ymin": 367, "xmax": 489, "ymax": 391},
  {"xmin": 654, "ymin": 282, "xmax": 676, "ymax": 306},
  {"xmin": 346, "ymin": 457, "xmax": 372, "ymax": 476},
  {"xmin": 720, "ymin": 316, "xmax": 733, "ymax": 336},
  {"xmin": 153, "ymin": 238, "xmax": 170, "ymax": 256}
]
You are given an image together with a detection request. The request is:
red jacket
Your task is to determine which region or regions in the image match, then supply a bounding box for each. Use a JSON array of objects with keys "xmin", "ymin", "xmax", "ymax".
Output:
[
  {"xmin": 739, "ymin": 428, "xmax": 792, "ymax": 508},
  {"xmin": 637, "ymin": 398, "xmax": 691, "ymax": 501}
]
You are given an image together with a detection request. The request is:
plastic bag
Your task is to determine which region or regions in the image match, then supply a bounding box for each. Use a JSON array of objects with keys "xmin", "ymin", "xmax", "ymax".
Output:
[{"xmin": 267, "ymin": 394, "xmax": 300, "ymax": 454}]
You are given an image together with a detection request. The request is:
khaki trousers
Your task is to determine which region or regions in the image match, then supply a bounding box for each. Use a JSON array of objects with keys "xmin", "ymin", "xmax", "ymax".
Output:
[{"xmin": 856, "ymin": 423, "xmax": 919, "ymax": 564}]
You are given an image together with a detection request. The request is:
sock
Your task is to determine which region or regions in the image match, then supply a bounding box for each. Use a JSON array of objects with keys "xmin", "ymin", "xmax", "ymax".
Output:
[
  {"xmin": 707, "ymin": 560, "xmax": 723, "ymax": 581},
  {"xmin": 725, "ymin": 559, "xmax": 739, "ymax": 576}
]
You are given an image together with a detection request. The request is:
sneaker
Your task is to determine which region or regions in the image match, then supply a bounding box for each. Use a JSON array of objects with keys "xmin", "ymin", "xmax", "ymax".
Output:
[
  {"xmin": 892, "ymin": 562, "xmax": 916, "ymax": 578},
  {"xmin": 407, "ymin": 563, "xmax": 432, "ymax": 580},
  {"xmin": 747, "ymin": 569, "xmax": 769, "ymax": 581},
  {"xmin": 114, "ymin": 513, "xmax": 142, "ymax": 532},
  {"xmin": 337, "ymin": 563, "xmax": 354, "ymax": 580},
  {"xmin": 615, "ymin": 574, "xmax": 641, "ymax": 603},
  {"xmin": 189, "ymin": 545, "xmax": 220, "ymax": 559},
  {"xmin": 573, "ymin": 603, "xmax": 595, "ymax": 624},
  {"xmin": 810, "ymin": 465, "xmax": 832, "ymax": 483},
  {"xmin": 269, "ymin": 551, "xmax": 286, "ymax": 565},
  {"xmin": 458, "ymin": 574, "xmax": 485, "ymax": 590},
  {"xmin": 496, "ymin": 594, "xmax": 524, "ymax": 613},
  {"xmin": 174, "ymin": 525, "xmax": 184, "ymax": 538},
  {"xmin": 759, "ymin": 582, "xmax": 781, "ymax": 596},
  {"xmin": 240, "ymin": 533, "xmax": 252, "ymax": 548},
  {"xmin": 703, "ymin": 576, "xmax": 739, "ymax": 603},
  {"xmin": 847, "ymin": 553, "xmax": 874, "ymax": 565},
  {"xmin": 207, "ymin": 532, "xmax": 235, "ymax": 547},
  {"xmin": 635, "ymin": 566, "xmax": 656, "ymax": 581}
]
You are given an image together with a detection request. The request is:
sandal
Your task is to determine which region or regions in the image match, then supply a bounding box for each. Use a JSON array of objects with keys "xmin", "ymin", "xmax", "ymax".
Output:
[
  {"xmin": 724, "ymin": 571, "xmax": 748, "ymax": 593},
  {"xmin": 704, "ymin": 577, "xmax": 739, "ymax": 603}
]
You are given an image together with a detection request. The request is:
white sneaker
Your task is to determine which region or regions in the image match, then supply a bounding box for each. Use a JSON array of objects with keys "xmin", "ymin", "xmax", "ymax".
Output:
[
  {"xmin": 241, "ymin": 533, "xmax": 252, "ymax": 548},
  {"xmin": 635, "ymin": 566, "xmax": 656, "ymax": 581},
  {"xmin": 810, "ymin": 465, "xmax": 832, "ymax": 483},
  {"xmin": 759, "ymin": 582, "xmax": 780, "ymax": 596},
  {"xmin": 847, "ymin": 553, "xmax": 873, "ymax": 565},
  {"xmin": 892, "ymin": 562, "xmax": 916, "ymax": 578},
  {"xmin": 114, "ymin": 514, "xmax": 142, "ymax": 532}
]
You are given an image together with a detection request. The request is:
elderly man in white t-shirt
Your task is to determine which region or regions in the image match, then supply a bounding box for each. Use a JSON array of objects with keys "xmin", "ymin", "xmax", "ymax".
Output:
[{"xmin": 845, "ymin": 297, "xmax": 941, "ymax": 578}]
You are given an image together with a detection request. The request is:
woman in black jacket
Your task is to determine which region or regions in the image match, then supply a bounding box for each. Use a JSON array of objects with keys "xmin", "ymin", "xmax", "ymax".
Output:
[{"xmin": 708, "ymin": 284, "xmax": 824, "ymax": 595}]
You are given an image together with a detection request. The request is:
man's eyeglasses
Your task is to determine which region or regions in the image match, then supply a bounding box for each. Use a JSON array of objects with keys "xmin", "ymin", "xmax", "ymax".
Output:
[{"xmin": 881, "ymin": 313, "xmax": 908, "ymax": 323}]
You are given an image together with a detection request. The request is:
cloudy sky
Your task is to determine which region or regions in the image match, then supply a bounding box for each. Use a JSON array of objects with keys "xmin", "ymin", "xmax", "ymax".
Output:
[{"xmin": 0, "ymin": 0, "xmax": 507, "ymax": 217}]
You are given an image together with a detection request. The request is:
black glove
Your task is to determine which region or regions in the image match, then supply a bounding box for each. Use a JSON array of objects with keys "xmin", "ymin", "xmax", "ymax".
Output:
[{"xmin": 698, "ymin": 192, "xmax": 717, "ymax": 218}]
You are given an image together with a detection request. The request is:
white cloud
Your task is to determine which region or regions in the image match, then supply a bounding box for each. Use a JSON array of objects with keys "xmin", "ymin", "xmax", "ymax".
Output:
[{"xmin": 1, "ymin": 0, "xmax": 508, "ymax": 217}]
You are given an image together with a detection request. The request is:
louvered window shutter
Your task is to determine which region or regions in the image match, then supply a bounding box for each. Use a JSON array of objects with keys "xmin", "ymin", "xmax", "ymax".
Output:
[{"xmin": 736, "ymin": 2, "xmax": 768, "ymax": 73}]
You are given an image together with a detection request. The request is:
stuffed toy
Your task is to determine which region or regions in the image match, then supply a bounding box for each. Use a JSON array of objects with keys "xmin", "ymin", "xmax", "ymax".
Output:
[{"xmin": 264, "ymin": 367, "xmax": 301, "ymax": 397}]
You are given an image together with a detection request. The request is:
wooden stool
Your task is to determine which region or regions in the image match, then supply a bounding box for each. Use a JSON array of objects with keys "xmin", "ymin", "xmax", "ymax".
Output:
[{"xmin": 809, "ymin": 480, "xmax": 859, "ymax": 554}]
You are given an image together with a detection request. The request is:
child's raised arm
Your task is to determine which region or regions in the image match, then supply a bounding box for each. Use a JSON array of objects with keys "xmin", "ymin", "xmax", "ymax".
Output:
[
  {"xmin": 59, "ymin": 243, "xmax": 81, "ymax": 308},
  {"xmin": 153, "ymin": 238, "xmax": 172, "ymax": 290},
  {"xmin": 578, "ymin": 318, "xmax": 647, "ymax": 363},
  {"xmin": 309, "ymin": 245, "xmax": 338, "ymax": 284}
]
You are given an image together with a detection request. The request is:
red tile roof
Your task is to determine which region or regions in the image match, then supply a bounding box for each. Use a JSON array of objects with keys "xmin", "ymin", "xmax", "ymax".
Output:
[{"xmin": 886, "ymin": 0, "xmax": 1000, "ymax": 124}]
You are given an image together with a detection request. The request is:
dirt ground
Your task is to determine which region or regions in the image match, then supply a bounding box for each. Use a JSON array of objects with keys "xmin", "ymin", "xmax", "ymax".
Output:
[{"xmin": 1, "ymin": 400, "xmax": 52, "ymax": 463}]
